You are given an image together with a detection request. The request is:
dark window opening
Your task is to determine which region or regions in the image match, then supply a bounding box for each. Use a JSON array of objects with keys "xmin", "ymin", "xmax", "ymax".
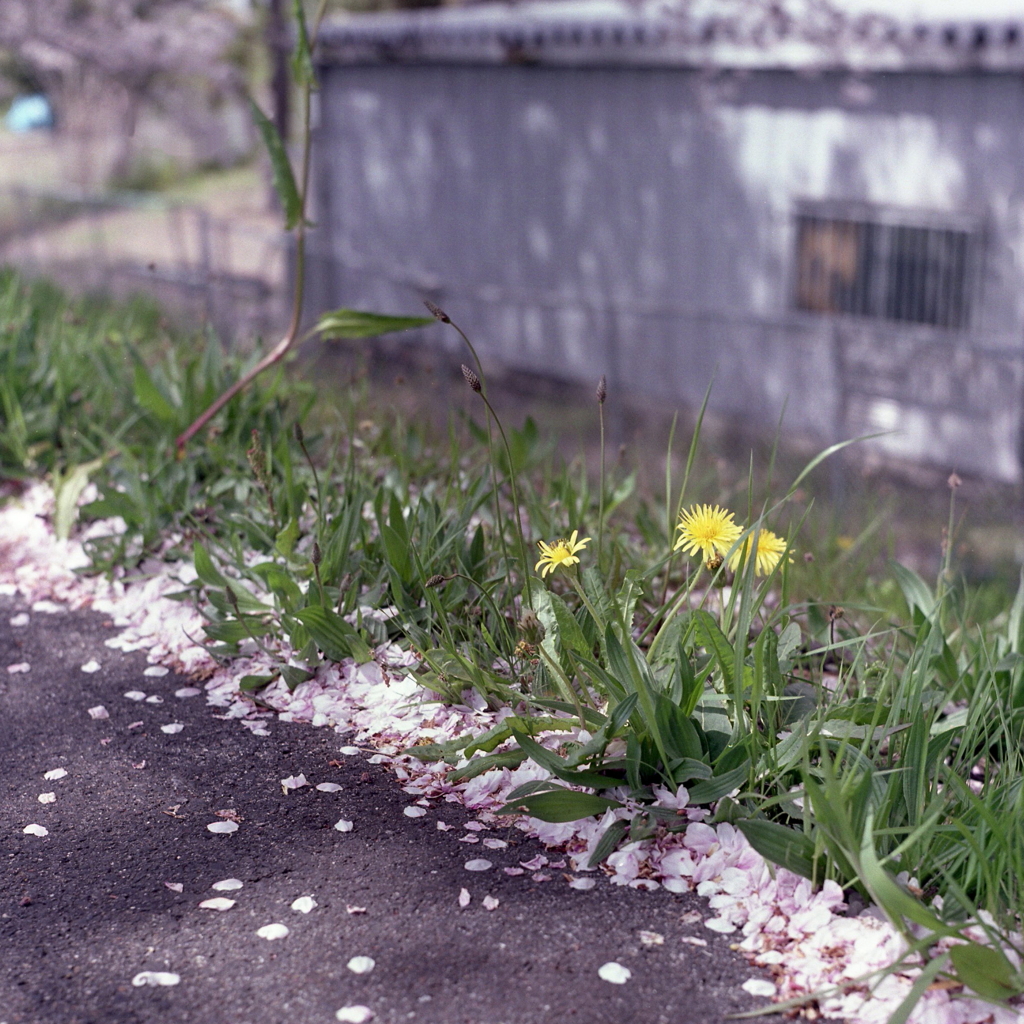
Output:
[{"xmin": 794, "ymin": 213, "xmax": 974, "ymax": 329}]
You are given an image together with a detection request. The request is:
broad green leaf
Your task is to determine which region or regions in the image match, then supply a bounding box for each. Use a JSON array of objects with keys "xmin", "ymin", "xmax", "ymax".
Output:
[
  {"xmin": 194, "ymin": 541, "xmax": 229, "ymax": 589},
  {"xmin": 496, "ymin": 788, "xmax": 623, "ymax": 823},
  {"xmin": 53, "ymin": 457, "xmax": 104, "ymax": 540},
  {"xmin": 274, "ymin": 518, "xmax": 300, "ymax": 558},
  {"xmin": 588, "ymin": 818, "xmax": 629, "ymax": 867},
  {"xmin": 316, "ymin": 309, "xmax": 433, "ymax": 340},
  {"xmin": 548, "ymin": 590, "xmax": 590, "ymax": 657},
  {"xmin": 510, "ymin": 730, "xmax": 622, "ymax": 790},
  {"xmin": 737, "ymin": 818, "xmax": 817, "ymax": 880},
  {"xmin": 132, "ymin": 362, "xmax": 177, "ymax": 424},
  {"xmin": 449, "ymin": 748, "xmax": 528, "ymax": 782},
  {"xmin": 294, "ymin": 604, "xmax": 368, "ymax": 663},
  {"xmin": 891, "ymin": 560, "xmax": 935, "ymax": 618},
  {"xmin": 249, "ymin": 97, "xmax": 301, "ymax": 229},
  {"xmin": 290, "ymin": 0, "xmax": 316, "ymax": 88},
  {"xmin": 687, "ymin": 762, "xmax": 749, "ymax": 804},
  {"xmin": 239, "ymin": 673, "xmax": 277, "ymax": 692},
  {"xmin": 693, "ymin": 610, "xmax": 734, "ymax": 688},
  {"xmin": 948, "ymin": 942, "xmax": 1020, "ymax": 1002}
]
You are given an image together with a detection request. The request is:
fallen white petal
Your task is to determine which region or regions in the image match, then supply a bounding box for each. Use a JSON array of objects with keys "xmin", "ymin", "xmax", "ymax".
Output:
[
  {"xmin": 161, "ymin": 723, "xmax": 184, "ymax": 734},
  {"xmin": 403, "ymin": 806, "xmax": 426, "ymax": 818},
  {"xmin": 316, "ymin": 782, "xmax": 343, "ymax": 792},
  {"xmin": 6, "ymin": 662, "xmax": 30, "ymax": 674},
  {"xmin": 9, "ymin": 613, "xmax": 29, "ymax": 627},
  {"xmin": 367, "ymin": 754, "xmax": 389, "ymax": 764},
  {"xmin": 256, "ymin": 923, "xmax": 289, "ymax": 940},
  {"xmin": 464, "ymin": 859, "xmax": 492, "ymax": 872},
  {"xmin": 124, "ymin": 691, "xmax": 147, "ymax": 701},
  {"xmin": 346, "ymin": 905, "xmax": 367, "ymax": 915},
  {"xmin": 131, "ymin": 971, "xmax": 180, "ymax": 987},
  {"xmin": 212, "ymin": 878, "xmax": 244, "ymax": 891},
  {"xmin": 80, "ymin": 659, "xmax": 101, "ymax": 673},
  {"xmin": 742, "ymin": 979, "xmax": 777, "ymax": 998},
  {"xmin": 338, "ymin": 746, "xmax": 361, "ymax": 755},
  {"xmin": 87, "ymin": 705, "xmax": 109, "ymax": 720},
  {"xmin": 281, "ymin": 774, "xmax": 309, "ymax": 791},
  {"xmin": 680, "ymin": 936, "xmax": 707, "ymax": 947},
  {"xmin": 436, "ymin": 821, "xmax": 454, "ymax": 831},
  {"xmin": 458, "ymin": 887, "xmax": 471, "ymax": 908},
  {"xmin": 639, "ymin": 930, "xmax": 664, "ymax": 946},
  {"xmin": 144, "ymin": 665, "xmax": 169, "ymax": 677},
  {"xmin": 23, "ymin": 823, "xmax": 48, "ymax": 837},
  {"xmin": 199, "ymin": 897, "xmax": 236, "ymax": 911},
  {"xmin": 206, "ymin": 821, "xmax": 239, "ymax": 834},
  {"xmin": 335, "ymin": 1006, "xmax": 373, "ymax": 1023},
  {"xmin": 43, "ymin": 768, "xmax": 67, "ymax": 780},
  {"xmin": 481, "ymin": 838, "xmax": 507, "ymax": 849},
  {"xmin": 482, "ymin": 895, "xmax": 500, "ymax": 911},
  {"xmin": 175, "ymin": 687, "xmax": 202, "ymax": 698},
  {"xmin": 31, "ymin": 600, "xmax": 65, "ymax": 614},
  {"xmin": 37, "ymin": 792, "xmax": 56, "ymax": 804},
  {"xmin": 704, "ymin": 918, "xmax": 736, "ymax": 934},
  {"xmin": 164, "ymin": 882, "xmax": 184, "ymax": 893},
  {"xmin": 144, "ymin": 695, "xmax": 163, "ymax": 704},
  {"xmin": 291, "ymin": 896, "xmax": 317, "ymax": 913},
  {"xmin": 598, "ymin": 962, "xmax": 631, "ymax": 985},
  {"xmin": 568, "ymin": 877, "xmax": 596, "ymax": 891},
  {"xmin": 334, "ymin": 819, "xmax": 354, "ymax": 832},
  {"xmin": 346, "ymin": 956, "xmax": 375, "ymax": 975}
]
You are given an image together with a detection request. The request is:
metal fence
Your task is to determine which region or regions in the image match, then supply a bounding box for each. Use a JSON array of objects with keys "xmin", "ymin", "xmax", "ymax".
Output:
[{"xmin": 0, "ymin": 187, "xmax": 288, "ymax": 345}]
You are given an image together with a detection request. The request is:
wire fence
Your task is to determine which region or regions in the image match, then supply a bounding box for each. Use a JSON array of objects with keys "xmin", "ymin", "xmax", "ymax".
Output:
[{"xmin": 0, "ymin": 186, "xmax": 289, "ymax": 346}]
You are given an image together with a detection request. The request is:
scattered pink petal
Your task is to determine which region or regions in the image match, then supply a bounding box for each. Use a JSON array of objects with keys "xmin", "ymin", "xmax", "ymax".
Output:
[
  {"xmin": 680, "ymin": 936, "xmax": 707, "ymax": 947},
  {"xmin": 503, "ymin": 867, "xmax": 525, "ymax": 876},
  {"xmin": 482, "ymin": 838, "xmax": 507, "ymax": 849},
  {"xmin": 23, "ymin": 823, "xmax": 48, "ymax": 837},
  {"xmin": 334, "ymin": 819, "xmax": 354, "ymax": 832},
  {"xmin": 87, "ymin": 705, "xmax": 109, "ymax": 720},
  {"xmin": 161, "ymin": 723, "xmax": 184, "ymax": 734},
  {"xmin": 742, "ymin": 979, "xmax": 777, "ymax": 998},
  {"xmin": 519, "ymin": 855, "xmax": 548, "ymax": 871},
  {"xmin": 335, "ymin": 1006, "xmax": 373, "ymax": 1023},
  {"xmin": 199, "ymin": 897, "xmax": 236, "ymax": 911},
  {"xmin": 458, "ymin": 835, "xmax": 479, "ymax": 844},
  {"xmin": 346, "ymin": 905, "xmax": 367, "ymax": 915},
  {"xmin": 281, "ymin": 774, "xmax": 309, "ymax": 792},
  {"xmin": 128, "ymin": 721, "xmax": 144, "ymax": 730},
  {"xmin": 704, "ymin": 918, "xmax": 736, "ymax": 934},
  {"xmin": 367, "ymin": 754, "xmax": 389, "ymax": 765},
  {"xmin": 43, "ymin": 768, "xmax": 67, "ymax": 781},
  {"xmin": 458, "ymin": 887, "xmax": 471, "ymax": 908},
  {"xmin": 175, "ymin": 687, "xmax": 202, "ymax": 698},
  {"xmin": 403, "ymin": 806, "xmax": 426, "ymax": 818},
  {"xmin": 291, "ymin": 896, "xmax": 317, "ymax": 913},
  {"xmin": 598, "ymin": 962, "xmax": 631, "ymax": 984},
  {"xmin": 37, "ymin": 792, "xmax": 56, "ymax": 804},
  {"xmin": 144, "ymin": 665, "xmax": 169, "ymax": 677},
  {"xmin": 436, "ymin": 821, "xmax": 454, "ymax": 831},
  {"xmin": 164, "ymin": 882, "xmax": 184, "ymax": 893},
  {"xmin": 80, "ymin": 659, "xmax": 101, "ymax": 673},
  {"xmin": 132, "ymin": 760, "xmax": 146, "ymax": 769},
  {"xmin": 639, "ymin": 930, "xmax": 664, "ymax": 946},
  {"xmin": 212, "ymin": 879, "xmax": 243, "ymax": 891},
  {"xmin": 482, "ymin": 895, "xmax": 500, "ymax": 911},
  {"xmin": 568, "ymin": 877, "xmax": 596, "ymax": 891},
  {"xmin": 144, "ymin": 695, "xmax": 163, "ymax": 704},
  {"xmin": 99, "ymin": 737, "xmax": 112, "ymax": 746},
  {"xmin": 346, "ymin": 956, "xmax": 375, "ymax": 975},
  {"xmin": 131, "ymin": 971, "xmax": 180, "ymax": 987},
  {"xmin": 206, "ymin": 821, "xmax": 238, "ymax": 834},
  {"xmin": 464, "ymin": 859, "xmax": 492, "ymax": 872},
  {"xmin": 7, "ymin": 662, "xmax": 30, "ymax": 674},
  {"xmin": 9, "ymin": 613, "xmax": 29, "ymax": 627},
  {"xmin": 316, "ymin": 782, "xmax": 343, "ymax": 793},
  {"xmin": 124, "ymin": 691, "xmax": 147, "ymax": 701},
  {"xmin": 31, "ymin": 600, "xmax": 65, "ymax": 614},
  {"xmin": 532, "ymin": 873, "xmax": 551, "ymax": 882},
  {"xmin": 256, "ymin": 923, "xmax": 289, "ymax": 940},
  {"xmin": 338, "ymin": 746, "xmax": 361, "ymax": 755},
  {"xmin": 463, "ymin": 820, "xmax": 488, "ymax": 832}
]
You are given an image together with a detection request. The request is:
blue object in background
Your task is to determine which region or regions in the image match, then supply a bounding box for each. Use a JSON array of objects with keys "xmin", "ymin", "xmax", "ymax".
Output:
[{"xmin": 5, "ymin": 95, "xmax": 54, "ymax": 133}]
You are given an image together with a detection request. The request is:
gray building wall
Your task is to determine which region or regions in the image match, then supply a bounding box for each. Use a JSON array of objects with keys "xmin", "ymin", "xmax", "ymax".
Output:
[{"xmin": 308, "ymin": 54, "xmax": 1024, "ymax": 481}]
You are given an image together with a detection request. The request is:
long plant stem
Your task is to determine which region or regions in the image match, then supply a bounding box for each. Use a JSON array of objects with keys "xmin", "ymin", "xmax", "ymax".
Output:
[
  {"xmin": 175, "ymin": 1, "xmax": 328, "ymax": 453},
  {"xmin": 598, "ymin": 400, "xmax": 606, "ymax": 570}
]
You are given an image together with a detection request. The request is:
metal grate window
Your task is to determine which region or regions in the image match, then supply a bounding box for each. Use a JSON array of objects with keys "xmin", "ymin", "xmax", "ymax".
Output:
[{"xmin": 794, "ymin": 212, "xmax": 975, "ymax": 329}]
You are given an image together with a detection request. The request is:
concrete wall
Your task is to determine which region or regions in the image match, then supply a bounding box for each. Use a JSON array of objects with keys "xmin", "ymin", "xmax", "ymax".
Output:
[{"xmin": 308, "ymin": 59, "xmax": 1024, "ymax": 480}]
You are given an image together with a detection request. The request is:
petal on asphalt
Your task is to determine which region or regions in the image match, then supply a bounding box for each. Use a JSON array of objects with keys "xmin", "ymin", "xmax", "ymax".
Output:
[
  {"xmin": 38, "ymin": 792, "xmax": 56, "ymax": 804},
  {"xmin": 144, "ymin": 665, "xmax": 169, "ymax": 677},
  {"xmin": 212, "ymin": 879, "xmax": 244, "ymax": 891},
  {"xmin": 403, "ymin": 806, "xmax": 426, "ymax": 818},
  {"xmin": 206, "ymin": 821, "xmax": 238, "ymax": 834},
  {"xmin": 161, "ymin": 723, "xmax": 184, "ymax": 734},
  {"xmin": 742, "ymin": 979, "xmax": 777, "ymax": 998},
  {"xmin": 6, "ymin": 662, "xmax": 30, "ymax": 674},
  {"xmin": 80, "ymin": 659, "xmax": 101, "ymax": 673},
  {"xmin": 164, "ymin": 882, "xmax": 184, "ymax": 893},
  {"xmin": 23, "ymin": 824, "xmax": 48, "ymax": 836},
  {"xmin": 256, "ymin": 923, "xmax": 289, "ymax": 940},
  {"xmin": 43, "ymin": 768, "xmax": 68, "ymax": 780},
  {"xmin": 335, "ymin": 1006, "xmax": 373, "ymax": 1023},
  {"xmin": 458, "ymin": 888, "xmax": 471, "ymax": 908},
  {"xmin": 87, "ymin": 705, "xmax": 109, "ymax": 719},
  {"xmin": 199, "ymin": 897, "xmax": 236, "ymax": 911},
  {"xmin": 131, "ymin": 971, "xmax": 180, "ymax": 987},
  {"xmin": 281, "ymin": 774, "xmax": 309, "ymax": 792},
  {"xmin": 175, "ymin": 687, "xmax": 202, "ymax": 698},
  {"xmin": 334, "ymin": 819, "xmax": 354, "ymax": 832},
  {"xmin": 291, "ymin": 896, "xmax": 317, "ymax": 913},
  {"xmin": 482, "ymin": 895, "xmax": 500, "ymax": 911},
  {"xmin": 316, "ymin": 782, "xmax": 343, "ymax": 792},
  {"xmin": 464, "ymin": 859, "xmax": 492, "ymax": 872},
  {"xmin": 124, "ymin": 691, "xmax": 147, "ymax": 701},
  {"xmin": 346, "ymin": 956, "xmax": 375, "ymax": 975},
  {"xmin": 598, "ymin": 962, "xmax": 631, "ymax": 984}
]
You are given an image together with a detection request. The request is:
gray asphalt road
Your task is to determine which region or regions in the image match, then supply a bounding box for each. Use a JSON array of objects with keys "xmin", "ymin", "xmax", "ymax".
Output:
[{"xmin": 1, "ymin": 599, "xmax": 779, "ymax": 1024}]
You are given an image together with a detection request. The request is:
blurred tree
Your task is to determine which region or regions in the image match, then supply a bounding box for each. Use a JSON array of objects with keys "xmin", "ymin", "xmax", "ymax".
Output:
[{"xmin": 0, "ymin": 0, "xmax": 251, "ymax": 187}]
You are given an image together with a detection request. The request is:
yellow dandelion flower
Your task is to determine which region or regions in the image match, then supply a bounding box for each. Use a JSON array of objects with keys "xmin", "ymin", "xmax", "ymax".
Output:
[
  {"xmin": 727, "ymin": 528, "xmax": 790, "ymax": 577},
  {"xmin": 674, "ymin": 505, "xmax": 742, "ymax": 563},
  {"xmin": 535, "ymin": 530, "xmax": 591, "ymax": 578}
]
